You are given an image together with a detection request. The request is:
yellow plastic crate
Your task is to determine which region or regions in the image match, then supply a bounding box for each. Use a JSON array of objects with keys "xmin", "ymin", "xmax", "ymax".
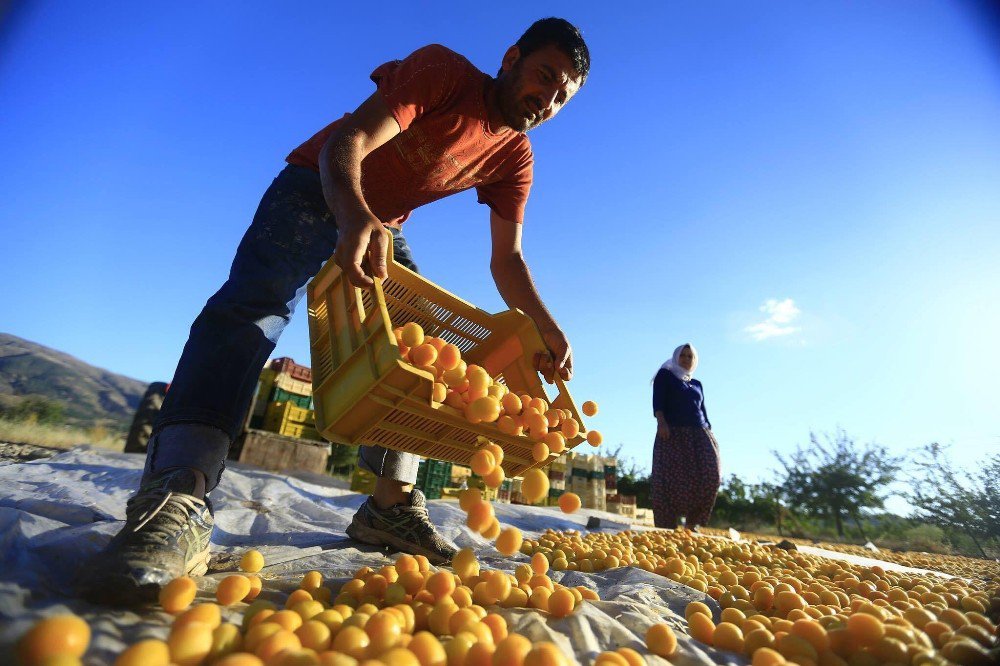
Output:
[
  {"xmin": 450, "ymin": 464, "xmax": 472, "ymax": 485},
  {"xmin": 307, "ymin": 232, "xmax": 585, "ymax": 477},
  {"xmin": 607, "ymin": 501, "xmax": 637, "ymax": 519},
  {"xmin": 276, "ymin": 422, "xmax": 321, "ymax": 440},
  {"xmin": 264, "ymin": 401, "xmax": 315, "ymax": 430}
]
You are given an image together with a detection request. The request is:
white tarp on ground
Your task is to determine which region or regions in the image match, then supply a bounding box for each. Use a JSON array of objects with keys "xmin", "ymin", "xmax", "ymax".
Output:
[
  {"xmin": 0, "ymin": 446, "xmax": 744, "ymax": 665},
  {"xmin": 1, "ymin": 448, "xmax": 956, "ymax": 666}
]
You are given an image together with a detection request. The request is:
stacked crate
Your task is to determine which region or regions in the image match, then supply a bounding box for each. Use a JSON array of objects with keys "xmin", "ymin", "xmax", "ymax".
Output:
[
  {"xmin": 270, "ymin": 357, "xmax": 313, "ymax": 382},
  {"xmin": 568, "ymin": 453, "xmax": 606, "ymax": 511},
  {"xmin": 415, "ymin": 459, "xmax": 452, "ymax": 500},
  {"xmin": 606, "ymin": 493, "xmax": 637, "ymax": 520},
  {"xmin": 634, "ymin": 508, "xmax": 655, "ymax": 526},
  {"xmin": 585, "ymin": 459, "xmax": 607, "ymax": 512},
  {"xmin": 450, "ymin": 464, "xmax": 472, "ymax": 488},
  {"xmin": 603, "ymin": 457, "xmax": 617, "ymax": 495},
  {"xmin": 569, "ymin": 455, "xmax": 590, "ymax": 496},
  {"xmin": 548, "ymin": 457, "xmax": 567, "ymax": 487},
  {"xmin": 509, "ymin": 478, "xmax": 525, "ymax": 505},
  {"xmin": 468, "ymin": 474, "xmax": 499, "ymax": 501},
  {"xmin": 252, "ymin": 358, "xmax": 321, "ymax": 440},
  {"xmin": 263, "ymin": 401, "xmax": 319, "ymax": 440},
  {"xmin": 548, "ymin": 454, "xmax": 566, "ymax": 502},
  {"xmin": 496, "ymin": 479, "xmax": 512, "ymax": 504}
]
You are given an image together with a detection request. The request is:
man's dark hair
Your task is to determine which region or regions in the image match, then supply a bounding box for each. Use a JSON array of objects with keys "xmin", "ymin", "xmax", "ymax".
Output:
[{"xmin": 510, "ymin": 17, "xmax": 590, "ymax": 83}]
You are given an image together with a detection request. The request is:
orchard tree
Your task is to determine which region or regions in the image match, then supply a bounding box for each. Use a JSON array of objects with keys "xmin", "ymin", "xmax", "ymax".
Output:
[
  {"xmin": 713, "ymin": 475, "xmax": 783, "ymax": 530},
  {"xmin": 774, "ymin": 430, "xmax": 902, "ymax": 537},
  {"xmin": 906, "ymin": 442, "xmax": 1000, "ymax": 557}
]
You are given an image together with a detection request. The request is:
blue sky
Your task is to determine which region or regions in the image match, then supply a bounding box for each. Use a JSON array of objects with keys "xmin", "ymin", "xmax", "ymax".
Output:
[{"xmin": 2, "ymin": 2, "xmax": 998, "ymax": 512}]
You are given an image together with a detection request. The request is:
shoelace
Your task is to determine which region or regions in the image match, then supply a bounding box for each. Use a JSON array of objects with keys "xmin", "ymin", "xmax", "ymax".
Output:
[
  {"xmin": 395, "ymin": 504, "xmax": 437, "ymax": 536},
  {"xmin": 127, "ymin": 491, "xmax": 205, "ymax": 543}
]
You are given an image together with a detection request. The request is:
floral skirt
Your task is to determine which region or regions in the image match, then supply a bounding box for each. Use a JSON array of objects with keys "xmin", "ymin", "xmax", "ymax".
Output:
[{"xmin": 650, "ymin": 426, "xmax": 721, "ymax": 528}]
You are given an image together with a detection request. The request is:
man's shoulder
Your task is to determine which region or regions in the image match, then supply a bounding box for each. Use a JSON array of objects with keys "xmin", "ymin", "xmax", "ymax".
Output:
[
  {"xmin": 507, "ymin": 132, "xmax": 533, "ymax": 159},
  {"xmin": 412, "ymin": 43, "xmax": 483, "ymax": 76}
]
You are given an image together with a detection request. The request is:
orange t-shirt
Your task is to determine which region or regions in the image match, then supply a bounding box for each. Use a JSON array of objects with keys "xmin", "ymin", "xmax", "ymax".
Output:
[{"xmin": 286, "ymin": 44, "xmax": 534, "ymax": 225}]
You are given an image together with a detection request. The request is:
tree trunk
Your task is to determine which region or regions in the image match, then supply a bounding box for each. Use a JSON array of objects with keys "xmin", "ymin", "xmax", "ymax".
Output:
[
  {"xmin": 967, "ymin": 531, "xmax": 988, "ymax": 558},
  {"xmin": 852, "ymin": 512, "xmax": 869, "ymax": 541},
  {"xmin": 834, "ymin": 509, "xmax": 844, "ymax": 537}
]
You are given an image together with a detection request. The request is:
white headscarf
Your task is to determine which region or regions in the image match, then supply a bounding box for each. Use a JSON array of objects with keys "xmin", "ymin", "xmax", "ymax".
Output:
[{"xmin": 660, "ymin": 343, "xmax": 698, "ymax": 382}]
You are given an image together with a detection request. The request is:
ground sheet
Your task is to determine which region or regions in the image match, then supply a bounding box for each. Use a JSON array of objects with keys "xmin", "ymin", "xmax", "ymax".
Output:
[{"xmin": 0, "ymin": 447, "xmax": 950, "ymax": 665}]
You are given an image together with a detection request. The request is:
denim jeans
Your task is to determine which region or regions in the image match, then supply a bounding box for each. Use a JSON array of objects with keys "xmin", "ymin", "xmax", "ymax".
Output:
[{"xmin": 148, "ymin": 164, "xmax": 421, "ymax": 490}]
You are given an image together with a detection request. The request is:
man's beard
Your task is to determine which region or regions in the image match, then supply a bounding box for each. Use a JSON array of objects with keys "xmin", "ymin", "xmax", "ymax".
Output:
[{"xmin": 497, "ymin": 65, "xmax": 541, "ymax": 133}]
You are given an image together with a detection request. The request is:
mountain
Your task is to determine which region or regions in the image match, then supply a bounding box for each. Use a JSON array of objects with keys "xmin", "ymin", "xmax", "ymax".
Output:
[{"xmin": 0, "ymin": 333, "xmax": 149, "ymax": 429}]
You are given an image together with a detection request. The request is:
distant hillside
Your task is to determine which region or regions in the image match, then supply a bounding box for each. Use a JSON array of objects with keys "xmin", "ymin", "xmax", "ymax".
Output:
[{"xmin": 0, "ymin": 333, "xmax": 149, "ymax": 430}]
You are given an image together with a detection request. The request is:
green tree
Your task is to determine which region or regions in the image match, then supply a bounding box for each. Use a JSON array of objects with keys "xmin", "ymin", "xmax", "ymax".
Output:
[
  {"xmin": 0, "ymin": 396, "xmax": 65, "ymax": 425},
  {"xmin": 906, "ymin": 442, "xmax": 1000, "ymax": 557},
  {"xmin": 713, "ymin": 475, "xmax": 783, "ymax": 529},
  {"xmin": 774, "ymin": 430, "xmax": 902, "ymax": 537}
]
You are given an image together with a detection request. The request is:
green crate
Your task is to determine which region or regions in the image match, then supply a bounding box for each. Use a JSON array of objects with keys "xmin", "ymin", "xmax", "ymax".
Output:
[
  {"xmin": 417, "ymin": 460, "xmax": 452, "ymax": 486},
  {"xmin": 270, "ymin": 387, "xmax": 312, "ymax": 409},
  {"xmin": 415, "ymin": 459, "xmax": 452, "ymax": 497}
]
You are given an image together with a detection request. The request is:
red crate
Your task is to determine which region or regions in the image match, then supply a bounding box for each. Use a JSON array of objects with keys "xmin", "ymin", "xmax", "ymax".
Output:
[{"xmin": 270, "ymin": 357, "xmax": 312, "ymax": 383}]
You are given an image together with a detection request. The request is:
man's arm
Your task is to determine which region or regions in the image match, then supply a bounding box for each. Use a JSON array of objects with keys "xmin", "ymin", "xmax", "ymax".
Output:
[
  {"xmin": 319, "ymin": 91, "xmax": 401, "ymax": 288},
  {"xmin": 489, "ymin": 210, "xmax": 573, "ymax": 382}
]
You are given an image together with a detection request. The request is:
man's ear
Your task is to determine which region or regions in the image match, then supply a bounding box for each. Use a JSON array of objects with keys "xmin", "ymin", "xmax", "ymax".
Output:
[{"xmin": 499, "ymin": 45, "xmax": 521, "ymax": 75}]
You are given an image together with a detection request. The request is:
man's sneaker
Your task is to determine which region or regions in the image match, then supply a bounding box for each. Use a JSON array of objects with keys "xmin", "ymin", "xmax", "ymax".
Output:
[
  {"xmin": 346, "ymin": 489, "xmax": 457, "ymax": 564},
  {"xmin": 78, "ymin": 467, "xmax": 214, "ymax": 605}
]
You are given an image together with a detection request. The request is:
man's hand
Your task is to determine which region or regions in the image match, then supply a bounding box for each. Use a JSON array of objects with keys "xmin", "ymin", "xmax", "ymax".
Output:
[
  {"xmin": 489, "ymin": 212, "xmax": 574, "ymax": 383},
  {"xmin": 534, "ymin": 327, "xmax": 573, "ymax": 383},
  {"xmin": 319, "ymin": 90, "xmax": 401, "ymax": 289},
  {"xmin": 334, "ymin": 216, "xmax": 389, "ymax": 288}
]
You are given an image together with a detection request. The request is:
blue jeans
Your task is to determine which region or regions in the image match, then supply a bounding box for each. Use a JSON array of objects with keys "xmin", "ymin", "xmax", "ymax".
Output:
[{"xmin": 148, "ymin": 164, "xmax": 421, "ymax": 490}]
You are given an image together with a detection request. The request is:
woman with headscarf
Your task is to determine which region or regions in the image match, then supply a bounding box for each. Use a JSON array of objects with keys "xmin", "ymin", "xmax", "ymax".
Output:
[{"xmin": 651, "ymin": 343, "xmax": 721, "ymax": 529}]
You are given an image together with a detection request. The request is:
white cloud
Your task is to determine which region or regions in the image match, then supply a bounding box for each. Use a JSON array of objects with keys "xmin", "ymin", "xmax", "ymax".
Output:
[{"xmin": 745, "ymin": 298, "xmax": 801, "ymax": 341}]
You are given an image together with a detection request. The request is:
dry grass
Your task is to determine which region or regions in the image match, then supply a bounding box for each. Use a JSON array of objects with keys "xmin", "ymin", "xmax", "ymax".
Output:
[{"xmin": 0, "ymin": 417, "xmax": 124, "ymax": 451}]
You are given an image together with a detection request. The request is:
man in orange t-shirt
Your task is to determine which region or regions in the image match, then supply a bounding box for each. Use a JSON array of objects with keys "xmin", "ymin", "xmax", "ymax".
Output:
[{"xmin": 82, "ymin": 18, "xmax": 590, "ymax": 604}]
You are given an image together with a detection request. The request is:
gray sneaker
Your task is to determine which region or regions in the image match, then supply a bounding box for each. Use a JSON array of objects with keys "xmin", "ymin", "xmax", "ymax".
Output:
[
  {"xmin": 79, "ymin": 467, "xmax": 214, "ymax": 605},
  {"xmin": 346, "ymin": 489, "xmax": 457, "ymax": 564}
]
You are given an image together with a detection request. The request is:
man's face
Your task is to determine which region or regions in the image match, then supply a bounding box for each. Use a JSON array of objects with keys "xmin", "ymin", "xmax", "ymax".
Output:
[{"xmin": 496, "ymin": 44, "xmax": 583, "ymax": 132}]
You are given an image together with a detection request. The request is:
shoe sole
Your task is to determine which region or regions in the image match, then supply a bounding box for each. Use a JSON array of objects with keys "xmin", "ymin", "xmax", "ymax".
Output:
[
  {"xmin": 345, "ymin": 521, "xmax": 452, "ymax": 565},
  {"xmin": 186, "ymin": 546, "xmax": 211, "ymax": 576},
  {"xmin": 79, "ymin": 546, "xmax": 211, "ymax": 606}
]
